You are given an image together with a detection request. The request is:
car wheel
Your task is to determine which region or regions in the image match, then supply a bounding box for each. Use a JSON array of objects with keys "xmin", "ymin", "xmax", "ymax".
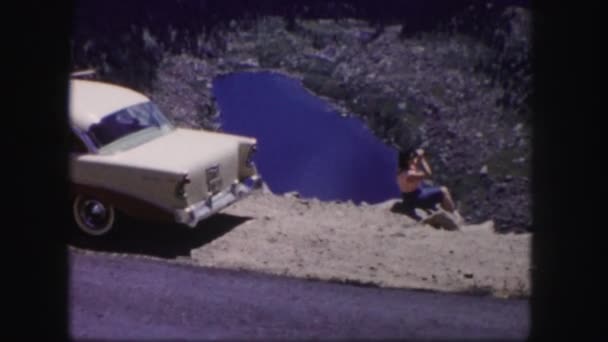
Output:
[{"xmin": 72, "ymin": 195, "xmax": 116, "ymax": 236}]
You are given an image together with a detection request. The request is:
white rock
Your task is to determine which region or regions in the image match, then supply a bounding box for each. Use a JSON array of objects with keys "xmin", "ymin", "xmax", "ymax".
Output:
[
  {"xmin": 414, "ymin": 208, "xmax": 431, "ymax": 220},
  {"xmin": 261, "ymin": 182, "xmax": 273, "ymax": 194},
  {"xmin": 512, "ymin": 157, "xmax": 526, "ymax": 164},
  {"xmin": 513, "ymin": 123, "xmax": 524, "ymax": 132},
  {"xmin": 412, "ymin": 46, "xmax": 425, "ymax": 54},
  {"xmin": 285, "ymin": 191, "xmax": 300, "ymax": 198}
]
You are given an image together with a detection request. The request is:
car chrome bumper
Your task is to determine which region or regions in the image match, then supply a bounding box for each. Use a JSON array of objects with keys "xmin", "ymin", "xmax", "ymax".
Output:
[{"xmin": 174, "ymin": 175, "xmax": 263, "ymax": 228}]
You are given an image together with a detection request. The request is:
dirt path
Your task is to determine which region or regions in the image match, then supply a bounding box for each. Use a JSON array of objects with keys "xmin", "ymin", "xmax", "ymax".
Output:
[{"xmin": 189, "ymin": 191, "xmax": 531, "ymax": 298}]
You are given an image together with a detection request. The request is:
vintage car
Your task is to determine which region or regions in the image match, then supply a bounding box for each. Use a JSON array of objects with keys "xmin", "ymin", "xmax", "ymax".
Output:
[{"xmin": 68, "ymin": 76, "xmax": 262, "ymax": 237}]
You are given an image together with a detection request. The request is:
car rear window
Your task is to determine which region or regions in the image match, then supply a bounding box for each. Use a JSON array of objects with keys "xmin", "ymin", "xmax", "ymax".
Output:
[{"xmin": 86, "ymin": 101, "xmax": 172, "ymax": 148}]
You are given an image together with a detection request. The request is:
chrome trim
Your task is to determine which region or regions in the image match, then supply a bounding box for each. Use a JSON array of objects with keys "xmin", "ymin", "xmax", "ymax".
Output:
[
  {"xmin": 71, "ymin": 127, "xmax": 98, "ymax": 154},
  {"xmin": 246, "ymin": 144, "xmax": 257, "ymax": 166},
  {"xmin": 174, "ymin": 175, "xmax": 263, "ymax": 228},
  {"xmin": 175, "ymin": 174, "xmax": 191, "ymax": 199},
  {"xmin": 71, "ymin": 69, "xmax": 97, "ymax": 78}
]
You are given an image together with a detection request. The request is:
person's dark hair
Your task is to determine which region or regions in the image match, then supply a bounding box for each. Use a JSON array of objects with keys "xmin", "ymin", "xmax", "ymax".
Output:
[
  {"xmin": 398, "ymin": 148, "xmax": 418, "ymax": 170},
  {"xmin": 409, "ymin": 149, "xmax": 420, "ymax": 160},
  {"xmin": 406, "ymin": 148, "xmax": 421, "ymax": 160},
  {"xmin": 395, "ymin": 127, "xmax": 423, "ymax": 170},
  {"xmin": 394, "ymin": 125, "xmax": 422, "ymax": 152}
]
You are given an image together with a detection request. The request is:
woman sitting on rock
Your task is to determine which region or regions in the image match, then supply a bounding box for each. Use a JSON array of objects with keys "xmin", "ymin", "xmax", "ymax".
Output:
[{"xmin": 396, "ymin": 148, "xmax": 463, "ymax": 227}]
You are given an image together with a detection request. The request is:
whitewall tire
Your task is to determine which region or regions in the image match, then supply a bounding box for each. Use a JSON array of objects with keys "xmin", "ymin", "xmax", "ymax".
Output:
[{"xmin": 72, "ymin": 195, "xmax": 116, "ymax": 236}]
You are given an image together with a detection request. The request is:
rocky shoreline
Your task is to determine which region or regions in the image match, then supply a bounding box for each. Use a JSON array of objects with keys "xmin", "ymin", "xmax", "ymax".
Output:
[{"xmin": 72, "ymin": 6, "xmax": 532, "ymax": 232}]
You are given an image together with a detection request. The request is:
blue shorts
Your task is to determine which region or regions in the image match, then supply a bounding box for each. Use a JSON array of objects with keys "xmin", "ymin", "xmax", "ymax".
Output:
[{"xmin": 401, "ymin": 183, "xmax": 444, "ymax": 210}]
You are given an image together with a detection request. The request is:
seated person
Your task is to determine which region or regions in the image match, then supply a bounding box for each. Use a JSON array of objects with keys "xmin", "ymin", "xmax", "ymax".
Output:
[{"xmin": 396, "ymin": 148, "xmax": 460, "ymax": 223}]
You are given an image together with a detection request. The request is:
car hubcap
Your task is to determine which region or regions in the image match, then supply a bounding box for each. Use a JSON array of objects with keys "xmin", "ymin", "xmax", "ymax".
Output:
[{"xmin": 80, "ymin": 200, "xmax": 110, "ymax": 231}]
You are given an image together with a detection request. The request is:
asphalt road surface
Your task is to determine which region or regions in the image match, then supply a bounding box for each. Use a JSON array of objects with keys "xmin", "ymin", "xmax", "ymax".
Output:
[{"xmin": 69, "ymin": 249, "xmax": 529, "ymax": 340}]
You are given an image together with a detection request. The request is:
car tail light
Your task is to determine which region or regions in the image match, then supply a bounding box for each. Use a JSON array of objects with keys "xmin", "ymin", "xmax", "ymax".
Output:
[{"xmin": 175, "ymin": 175, "xmax": 191, "ymax": 199}]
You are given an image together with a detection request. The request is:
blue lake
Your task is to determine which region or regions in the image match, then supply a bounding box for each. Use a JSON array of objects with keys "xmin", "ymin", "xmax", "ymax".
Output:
[{"xmin": 212, "ymin": 72, "xmax": 400, "ymax": 204}]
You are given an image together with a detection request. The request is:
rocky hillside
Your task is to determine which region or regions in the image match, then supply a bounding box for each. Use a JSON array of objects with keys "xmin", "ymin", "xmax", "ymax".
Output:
[{"xmin": 70, "ymin": 1, "xmax": 532, "ymax": 232}]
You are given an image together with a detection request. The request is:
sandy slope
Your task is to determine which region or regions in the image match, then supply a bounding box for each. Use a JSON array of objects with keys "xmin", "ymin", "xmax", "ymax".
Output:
[{"xmin": 190, "ymin": 191, "xmax": 531, "ymax": 299}]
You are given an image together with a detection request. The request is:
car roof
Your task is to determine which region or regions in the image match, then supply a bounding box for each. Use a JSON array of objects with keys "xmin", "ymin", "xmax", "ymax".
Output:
[{"xmin": 69, "ymin": 79, "xmax": 150, "ymax": 131}]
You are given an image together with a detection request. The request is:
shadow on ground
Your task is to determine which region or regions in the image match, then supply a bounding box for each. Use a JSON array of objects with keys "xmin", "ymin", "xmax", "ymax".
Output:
[
  {"xmin": 67, "ymin": 213, "xmax": 251, "ymax": 259},
  {"xmin": 389, "ymin": 201, "xmax": 423, "ymax": 221}
]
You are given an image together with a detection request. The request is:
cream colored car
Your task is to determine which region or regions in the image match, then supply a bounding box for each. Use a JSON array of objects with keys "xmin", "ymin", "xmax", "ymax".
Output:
[{"xmin": 69, "ymin": 78, "xmax": 262, "ymax": 236}]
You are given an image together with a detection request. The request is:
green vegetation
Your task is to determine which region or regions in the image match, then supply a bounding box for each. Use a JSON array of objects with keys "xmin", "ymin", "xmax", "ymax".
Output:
[
  {"xmin": 256, "ymin": 38, "xmax": 293, "ymax": 68},
  {"xmin": 484, "ymin": 147, "xmax": 530, "ymax": 178},
  {"xmin": 449, "ymin": 174, "xmax": 484, "ymax": 206},
  {"xmin": 301, "ymin": 56, "xmax": 336, "ymax": 76},
  {"xmin": 302, "ymin": 73, "xmax": 350, "ymax": 101}
]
